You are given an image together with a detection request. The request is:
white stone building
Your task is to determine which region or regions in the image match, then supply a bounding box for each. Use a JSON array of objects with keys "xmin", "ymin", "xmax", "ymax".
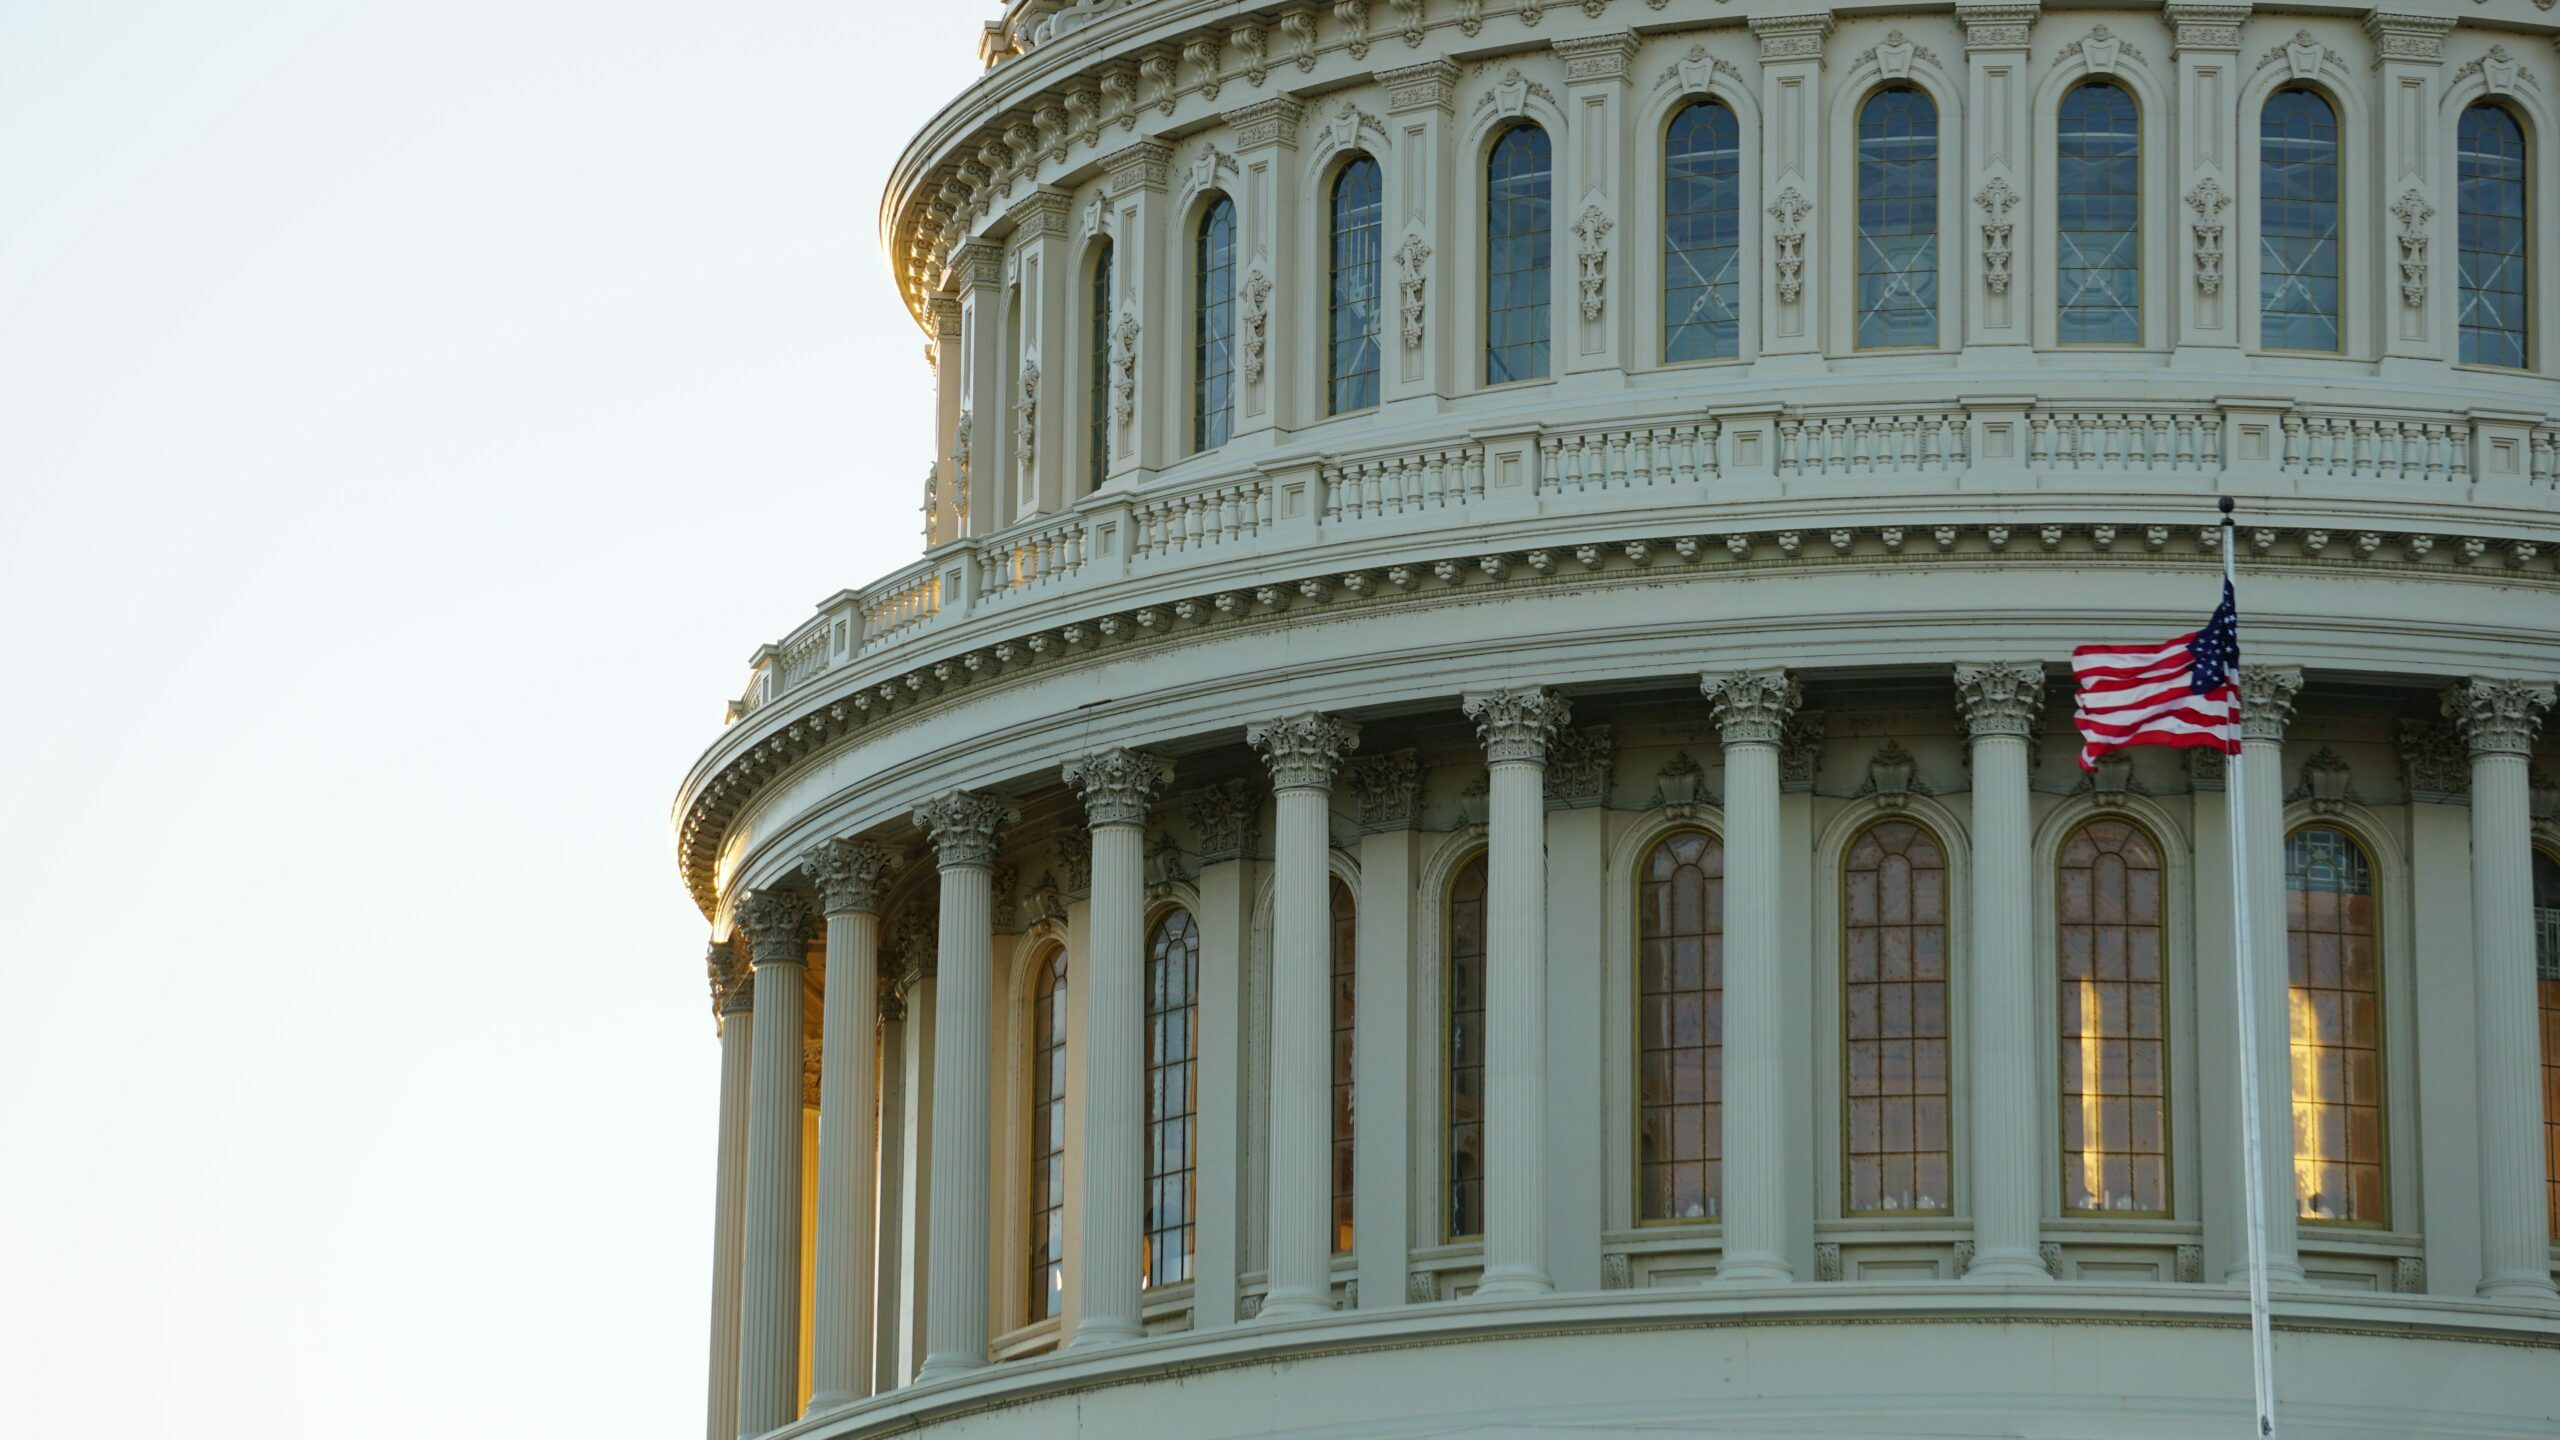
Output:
[{"xmin": 676, "ymin": 1, "xmax": 2560, "ymax": 1434}]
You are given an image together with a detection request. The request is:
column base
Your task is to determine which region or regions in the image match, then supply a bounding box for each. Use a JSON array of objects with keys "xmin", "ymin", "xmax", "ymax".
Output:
[
  {"xmin": 1962, "ymin": 1249, "xmax": 2054, "ymax": 1283},
  {"xmin": 2221, "ymin": 1260, "xmax": 2307, "ymax": 1286},
  {"xmin": 1473, "ymin": 1265, "xmax": 1554, "ymax": 1300},
  {"xmin": 1258, "ymin": 1284, "xmax": 1335, "ymax": 1321},
  {"xmin": 804, "ymin": 1389, "xmax": 867, "ymax": 1415},
  {"xmin": 1714, "ymin": 1253, "xmax": 1792, "ymax": 1285},
  {"xmin": 1064, "ymin": 1317, "xmax": 1145, "ymax": 1349},
  {"xmin": 914, "ymin": 1355, "xmax": 986, "ymax": 1385},
  {"xmin": 2477, "ymin": 1273, "xmax": 2560, "ymax": 1303}
]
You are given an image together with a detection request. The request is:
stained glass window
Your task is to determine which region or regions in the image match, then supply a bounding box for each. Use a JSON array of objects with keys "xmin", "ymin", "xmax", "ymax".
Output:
[
  {"xmin": 1194, "ymin": 197, "xmax": 1236, "ymax": 450},
  {"xmin": 2057, "ymin": 819, "xmax": 2169, "ymax": 1214},
  {"xmin": 2533, "ymin": 849, "xmax": 2559, "ymax": 1237},
  {"xmin": 1638, "ymin": 829, "xmax": 1727, "ymax": 1222},
  {"xmin": 1447, "ymin": 853, "xmax": 1489, "ymax": 1239},
  {"xmin": 1329, "ymin": 158, "xmax": 1384, "ymax": 414},
  {"xmin": 2057, "ymin": 82, "xmax": 2141, "ymax": 345},
  {"xmin": 1844, "ymin": 821, "xmax": 1951, "ymax": 1214},
  {"xmin": 1855, "ymin": 86, "xmax": 1940, "ymax": 350},
  {"xmin": 1485, "ymin": 126, "xmax": 1552, "ymax": 384},
  {"xmin": 2285, "ymin": 826, "xmax": 2385, "ymax": 1225},
  {"xmin": 1144, "ymin": 909, "xmax": 1199, "ymax": 1288},
  {"xmin": 1663, "ymin": 100, "xmax": 1743, "ymax": 363},
  {"xmin": 2458, "ymin": 103, "xmax": 2529, "ymax": 369},
  {"xmin": 1330, "ymin": 877, "xmax": 1358, "ymax": 1253},
  {"xmin": 2261, "ymin": 89, "xmax": 2343, "ymax": 352},
  {"xmin": 1029, "ymin": 947, "xmax": 1068, "ymax": 1319}
]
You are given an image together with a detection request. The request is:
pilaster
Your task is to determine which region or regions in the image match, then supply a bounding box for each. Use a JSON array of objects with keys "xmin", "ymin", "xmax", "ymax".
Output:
[
  {"xmin": 926, "ymin": 294, "xmax": 967, "ymax": 544},
  {"xmin": 1346, "ymin": 755, "xmax": 1423, "ymax": 1308},
  {"xmin": 2233, "ymin": 665, "xmax": 2304, "ymax": 1281},
  {"xmin": 2366, "ymin": 12, "xmax": 2456, "ymax": 366},
  {"xmin": 1378, "ymin": 60, "xmax": 1459, "ymax": 406},
  {"xmin": 1750, "ymin": 12, "xmax": 1833, "ymax": 363},
  {"xmin": 1551, "ymin": 32, "xmax": 1639, "ymax": 376},
  {"xmin": 1003, "ymin": 188, "xmax": 1075, "ymax": 519},
  {"xmin": 952, "ymin": 238, "xmax": 1012, "ymax": 532},
  {"xmin": 1225, "ymin": 99, "xmax": 1304, "ymax": 441},
  {"xmin": 2165, "ymin": 5, "xmax": 2249, "ymax": 352},
  {"xmin": 1956, "ymin": 6, "xmax": 2038, "ymax": 351},
  {"xmin": 1103, "ymin": 141, "xmax": 1173, "ymax": 485}
]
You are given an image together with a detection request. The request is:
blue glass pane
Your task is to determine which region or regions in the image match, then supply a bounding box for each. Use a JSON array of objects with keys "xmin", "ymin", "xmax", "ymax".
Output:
[
  {"xmin": 2458, "ymin": 103, "xmax": 2529, "ymax": 368},
  {"xmin": 2260, "ymin": 89, "xmax": 2341, "ymax": 352},
  {"xmin": 1087, "ymin": 241, "xmax": 1113, "ymax": 491},
  {"xmin": 1329, "ymin": 157, "xmax": 1384, "ymax": 414},
  {"xmin": 2057, "ymin": 82, "xmax": 2140, "ymax": 345},
  {"xmin": 1856, "ymin": 86, "xmax": 1939, "ymax": 350},
  {"xmin": 1664, "ymin": 100, "xmax": 1743, "ymax": 363},
  {"xmin": 1486, "ymin": 125, "xmax": 1551, "ymax": 384},
  {"xmin": 1194, "ymin": 198, "xmax": 1235, "ymax": 450}
]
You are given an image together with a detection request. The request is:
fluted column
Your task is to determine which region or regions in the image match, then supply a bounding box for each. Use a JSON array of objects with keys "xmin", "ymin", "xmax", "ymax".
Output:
[
  {"xmin": 2449, "ymin": 678, "xmax": 2560, "ymax": 1300},
  {"xmin": 1703, "ymin": 670, "xmax": 1800, "ymax": 1283},
  {"xmin": 705, "ymin": 943, "xmax": 755, "ymax": 1440},
  {"xmin": 912, "ymin": 792, "xmax": 1018, "ymax": 1381},
  {"xmin": 1461, "ymin": 687, "xmax": 1571, "ymax": 1298},
  {"xmin": 2235, "ymin": 665, "xmax": 2305, "ymax": 1282},
  {"xmin": 736, "ymin": 891, "xmax": 816, "ymax": 1436},
  {"xmin": 1247, "ymin": 714, "xmax": 1363, "ymax": 1319},
  {"xmin": 1060, "ymin": 748, "xmax": 1176, "ymax": 1347},
  {"xmin": 803, "ymin": 840, "xmax": 901, "ymax": 1408},
  {"xmin": 1954, "ymin": 663, "xmax": 2052, "ymax": 1282}
]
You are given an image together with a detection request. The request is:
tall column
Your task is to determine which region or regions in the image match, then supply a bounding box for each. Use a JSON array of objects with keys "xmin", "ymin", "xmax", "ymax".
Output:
[
  {"xmin": 1248, "ymin": 714, "xmax": 1363, "ymax": 1318},
  {"xmin": 1059, "ymin": 748, "xmax": 1176, "ymax": 1347},
  {"xmin": 1954, "ymin": 664, "xmax": 2052, "ymax": 1282},
  {"xmin": 2449, "ymin": 679, "xmax": 2560, "ymax": 1299},
  {"xmin": 1703, "ymin": 671, "xmax": 1800, "ymax": 1283},
  {"xmin": 736, "ymin": 892, "xmax": 815, "ymax": 1437},
  {"xmin": 803, "ymin": 841, "xmax": 901, "ymax": 1409},
  {"xmin": 1460, "ymin": 687, "xmax": 1572, "ymax": 1298},
  {"xmin": 912, "ymin": 792, "xmax": 1018, "ymax": 1381},
  {"xmin": 871, "ymin": 978, "xmax": 908, "ymax": 1392},
  {"xmin": 705, "ymin": 943, "xmax": 755, "ymax": 1440},
  {"xmin": 893, "ymin": 958, "xmax": 938, "ymax": 1383},
  {"xmin": 2235, "ymin": 666, "xmax": 2305, "ymax": 1282}
]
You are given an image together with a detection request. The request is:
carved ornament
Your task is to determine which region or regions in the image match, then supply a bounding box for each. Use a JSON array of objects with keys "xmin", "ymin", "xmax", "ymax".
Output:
[
  {"xmin": 1062, "ymin": 746, "xmax": 1175, "ymax": 826},
  {"xmin": 804, "ymin": 838, "xmax": 901, "ymax": 915},
  {"xmin": 1463, "ymin": 686, "xmax": 1573, "ymax": 764},
  {"xmin": 1702, "ymin": 669, "xmax": 1801, "ymax": 747}
]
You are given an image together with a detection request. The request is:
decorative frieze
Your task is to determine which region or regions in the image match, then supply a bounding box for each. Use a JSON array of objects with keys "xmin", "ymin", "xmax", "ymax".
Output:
[
  {"xmin": 2287, "ymin": 747, "xmax": 2361, "ymax": 815},
  {"xmin": 1224, "ymin": 96, "xmax": 1305, "ymax": 150},
  {"xmin": 1062, "ymin": 746, "xmax": 1176, "ymax": 826},
  {"xmin": 1954, "ymin": 2, "xmax": 2038, "ymax": 51},
  {"xmin": 2392, "ymin": 190, "xmax": 2435, "ymax": 309},
  {"xmin": 1379, "ymin": 58, "xmax": 1460, "ymax": 114},
  {"xmin": 1572, "ymin": 206, "xmax": 1613, "ymax": 321},
  {"xmin": 804, "ymin": 838, "xmax": 901, "ymax": 915},
  {"xmin": 914, "ymin": 790, "xmax": 1019, "ymax": 869},
  {"xmin": 2186, "ymin": 179, "xmax": 2230, "ymax": 297},
  {"xmin": 1859, "ymin": 740, "xmax": 1931, "ymax": 809},
  {"xmin": 1780, "ymin": 711, "xmax": 1827, "ymax": 792},
  {"xmin": 1394, "ymin": 233, "xmax": 1432, "ymax": 348},
  {"xmin": 1546, "ymin": 724, "xmax": 1616, "ymax": 809},
  {"xmin": 1975, "ymin": 179, "xmax": 2018, "ymax": 294},
  {"xmin": 2398, "ymin": 717, "xmax": 2470, "ymax": 802},
  {"xmin": 1189, "ymin": 778, "xmax": 1263, "ymax": 862},
  {"xmin": 1703, "ymin": 669, "xmax": 1801, "ymax": 747},
  {"xmin": 1475, "ymin": 66, "xmax": 1556, "ymax": 119},
  {"xmin": 1464, "ymin": 686, "xmax": 1573, "ymax": 764},
  {"xmin": 1552, "ymin": 32, "xmax": 1642, "ymax": 85},
  {"xmin": 1749, "ymin": 11, "xmax": 1835, "ymax": 63},
  {"xmin": 2364, "ymin": 12, "xmax": 2455, "ymax": 64},
  {"xmin": 1241, "ymin": 265, "xmax": 1274, "ymax": 384},
  {"xmin": 2447, "ymin": 678, "xmax": 2557, "ymax": 758},
  {"xmin": 2163, "ymin": 3, "xmax": 2248, "ymax": 55},
  {"xmin": 1102, "ymin": 139, "xmax": 1171, "ymax": 196},
  {"xmin": 1768, "ymin": 188, "xmax": 1812, "ymax": 304},
  {"xmin": 1650, "ymin": 750, "xmax": 1716, "ymax": 815},
  {"xmin": 1248, "ymin": 712, "xmax": 1363, "ymax": 791},
  {"xmin": 2050, "ymin": 25, "xmax": 2139, "ymax": 74}
]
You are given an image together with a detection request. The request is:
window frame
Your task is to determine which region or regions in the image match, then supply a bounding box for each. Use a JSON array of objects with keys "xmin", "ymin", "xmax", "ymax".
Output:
[
  {"xmin": 2254, "ymin": 83, "xmax": 2350, "ymax": 358},
  {"xmin": 2052, "ymin": 814, "xmax": 2175, "ymax": 1220},
  {"xmin": 2051, "ymin": 78, "xmax": 2147, "ymax": 349},
  {"xmin": 1848, "ymin": 80, "xmax": 1948, "ymax": 355},
  {"xmin": 1025, "ymin": 942, "xmax": 1071, "ymax": 1325},
  {"xmin": 2281, "ymin": 820, "xmax": 2392, "ymax": 1231},
  {"xmin": 1326, "ymin": 154, "xmax": 1387, "ymax": 417},
  {"xmin": 1329, "ymin": 875, "xmax": 1359, "ymax": 1255},
  {"xmin": 2454, "ymin": 99, "xmax": 2533, "ymax": 372},
  {"xmin": 1142, "ymin": 905, "xmax": 1201, "ymax": 1291},
  {"xmin": 2530, "ymin": 842, "xmax": 2559, "ymax": 1243},
  {"xmin": 1191, "ymin": 192, "xmax": 1238, "ymax": 455},
  {"xmin": 1481, "ymin": 121, "xmax": 1555, "ymax": 389},
  {"xmin": 1660, "ymin": 97, "xmax": 1747, "ymax": 368},
  {"xmin": 1085, "ymin": 236, "xmax": 1115, "ymax": 493},
  {"xmin": 1838, "ymin": 814, "xmax": 1958, "ymax": 1219},
  {"xmin": 1631, "ymin": 825, "xmax": 1731, "ymax": 1228},
  {"xmin": 1443, "ymin": 848, "xmax": 1491, "ymax": 1243}
]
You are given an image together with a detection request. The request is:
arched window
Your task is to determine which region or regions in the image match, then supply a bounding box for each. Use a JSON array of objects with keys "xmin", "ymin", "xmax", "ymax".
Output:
[
  {"xmin": 1144, "ymin": 908, "xmax": 1200, "ymax": 1288},
  {"xmin": 1663, "ymin": 99, "xmax": 1743, "ymax": 363},
  {"xmin": 1029, "ymin": 947, "xmax": 1069, "ymax": 1320},
  {"xmin": 1330, "ymin": 876, "xmax": 1358, "ymax": 1253},
  {"xmin": 1194, "ymin": 197, "xmax": 1237, "ymax": 452},
  {"xmin": 2532, "ymin": 848, "xmax": 2559, "ymax": 1236},
  {"xmin": 1087, "ymin": 239, "xmax": 1114, "ymax": 492},
  {"xmin": 2458, "ymin": 103, "xmax": 2530, "ymax": 369},
  {"xmin": 2284, "ymin": 825, "xmax": 2384, "ymax": 1225},
  {"xmin": 2260, "ymin": 89, "xmax": 2342, "ymax": 353},
  {"xmin": 2057, "ymin": 819, "xmax": 2168, "ymax": 1215},
  {"xmin": 2057, "ymin": 81, "xmax": 2141, "ymax": 345},
  {"xmin": 1446, "ymin": 852, "xmax": 1489, "ymax": 1239},
  {"xmin": 1844, "ymin": 820, "xmax": 1951, "ymax": 1214},
  {"xmin": 1637, "ymin": 829, "xmax": 1727, "ymax": 1222},
  {"xmin": 1855, "ymin": 85, "xmax": 1941, "ymax": 350},
  {"xmin": 1329, "ymin": 158, "xmax": 1385, "ymax": 415},
  {"xmin": 1485, "ymin": 125, "xmax": 1552, "ymax": 385}
]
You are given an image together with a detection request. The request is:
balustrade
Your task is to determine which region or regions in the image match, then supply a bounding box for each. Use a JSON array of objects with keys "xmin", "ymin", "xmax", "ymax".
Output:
[{"xmin": 1321, "ymin": 446, "xmax": 1486, "ymax": 522}]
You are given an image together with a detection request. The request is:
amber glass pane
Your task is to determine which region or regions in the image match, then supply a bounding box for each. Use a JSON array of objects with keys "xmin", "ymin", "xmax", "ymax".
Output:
[
  {"xmin": 2285, "ymin": 826, "xmax": 2384, "ymax": 1225},
  {"xmin": 1144, "ymin": 910, "xmax": 1199, "ymax": 1287},
  {"xmin": 2057, "ymin": 820, "xmax": 2169, "ymax": 1213},
  {"xmin": 2533, "ymin": 849, "xmax": 2560, "ymax": 1237},
  {"xmin": 1330, "ymin": 877, "xmax": 1358, "ymax": 1253},
  {"xmin": 1029, "ymin": 949, "xmax": 1068, "ymax": 1319},
  {"xmin": 1447, "ymin": 854, "xmax": 1489, "ymax": 1239},
  {"xmin": 1844, "ymin": 821, "xmax": 1951, "ymax": 1214},
  {"xmin": 1638, "ymin": 829, "xmax": 1727, "ymax": 1221}
]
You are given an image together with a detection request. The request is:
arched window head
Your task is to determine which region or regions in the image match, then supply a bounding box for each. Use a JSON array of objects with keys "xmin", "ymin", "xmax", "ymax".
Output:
[
  {"xmin": 1446, "ymin": 853, "xmax": 1489, "ymax": 1239},
  {"xmin": 2532, "ymin": 848, "xmax": 2559, "ymax": 1237},
  {"xmin": 2057, "ymin": 819, "xmax": 2168, "ymax": 1215},
  {"xmin": 1329, "ymin": 876, "xmax": 1358, "ymax": 1253},
  {"xmin": 1144, "ymin": 909, "xmax": 1199, "ymax": 1288},
  {"xmin": 2260, "ymin": 88, "xmax": 2342, "ymax": 353},
  {"xmin": 1328, "ymin": 158, "xmax": 1385, "ymax": 415},
  {"xmin": 1087, "ymin": 239, "xmax": 1114, "ymax": 492},
  {"xmin": 2284, "ymin": 825, "xmax": 2384, "ymax": 1225},
  {"xmin": 1843, "ymin": 819, "xmax": 1951, "ymax": 1215},
  {"xmin": 2458, "ymin": 103, "xmax": 2530, "ymax": 369},
  {"xmin": 1485, "ymin": 125, "xmax": 1553, "ymax": 384},
  {"xmin": 1193, "ymin": 197, "xmax": 1237, "ymax": 451},
  {"xmin": 1855, "ymin": 85, "xmax": 1941, "ymax": 350},
  {"xmin": 2057, "ymin": 82, "xmax": 2141, "ymax": 345},
  {"xmin": 1663, "ymin": 99, "xmax": 1743, "ymax": 363},
  {"xmin": 1029, "ymin": 947, "xmax": 1069, "ymax": 1320},
  {"xmin": 1637, "ymin": 829, "xmax": 1727, "ymax": 1222}
]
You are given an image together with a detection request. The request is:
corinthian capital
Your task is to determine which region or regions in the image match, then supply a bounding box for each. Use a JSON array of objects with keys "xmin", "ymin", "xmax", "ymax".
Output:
[
  {"xmin": 1247, "ymin": 712, "xmax": 1362, "ymax": 792},
  {"xmin": 2237, "ymin": 665, "xmax": 2304, "ymax": 743},
  {"xmin": 736, "ymin": 890, "xmax": 814, "ymax": 968},
  {"xmin": 804, "ymin": 838, "xmax": 902, "ymax": 915},
  {"xmin": 1955, "ymin": 662, "xmax": 2048, "ymax": 739},
  {"xmin": 1701, "ymin": 669, "xmax": 1801, "ymax": 747},
  {"xmin": 913, "ymin": 790, "xmax": 1020, "ymax": 869},
  {"xmin": 1463, "ymin": 686, "xmax": 1572, "ymax": 765},
  {"xmin": 1061, "ymin": 747, "xmax": 1175, "ymax": 827},
  {"xmin": 708, "ymin": 939, "xmax": 753, "ymax": 1016},
  {"xmin": 2446, "ymin": 678, "xmax": 2557, "ymax": 759}
]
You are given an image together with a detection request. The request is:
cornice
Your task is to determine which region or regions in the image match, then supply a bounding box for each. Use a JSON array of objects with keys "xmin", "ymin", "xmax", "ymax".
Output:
[{"xmin": 676, "ymin": 512, "xmax": 2560, "ymax": 916}]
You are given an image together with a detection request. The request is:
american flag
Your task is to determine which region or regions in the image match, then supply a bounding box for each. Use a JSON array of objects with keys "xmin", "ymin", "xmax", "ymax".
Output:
[{"xmin": 2070, "ymin": 580, "xmax": 2244, "ymax": 771}]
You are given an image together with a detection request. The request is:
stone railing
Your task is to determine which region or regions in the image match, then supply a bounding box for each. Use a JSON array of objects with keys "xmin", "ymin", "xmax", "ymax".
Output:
[{"xmin": 725, "ymin": 394, "xmax": 2560, "ymax": 721}]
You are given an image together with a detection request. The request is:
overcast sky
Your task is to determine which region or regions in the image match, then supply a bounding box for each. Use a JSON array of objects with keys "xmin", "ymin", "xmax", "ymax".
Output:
[{"xmin": 0, "ymin": 5, "xmax": 986, "ymax": 1431}]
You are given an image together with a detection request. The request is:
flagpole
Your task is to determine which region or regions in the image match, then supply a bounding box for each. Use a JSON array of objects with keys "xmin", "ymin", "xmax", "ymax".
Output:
[{"xmin": 2220, "ymin": 496, "xmax": 2280, "ymax": 1438}]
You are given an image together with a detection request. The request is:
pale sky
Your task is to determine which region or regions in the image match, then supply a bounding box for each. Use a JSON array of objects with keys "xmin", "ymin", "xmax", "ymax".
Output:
[{"xmin": 0, "ymin": 5, "xmax": 986, "ymax": 1432}]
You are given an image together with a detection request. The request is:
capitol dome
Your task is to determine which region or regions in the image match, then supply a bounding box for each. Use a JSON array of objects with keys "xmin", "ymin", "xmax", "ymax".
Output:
[{"xmin": 678, "ymin": 2, "xmax": 2560, "ymax": 1435}]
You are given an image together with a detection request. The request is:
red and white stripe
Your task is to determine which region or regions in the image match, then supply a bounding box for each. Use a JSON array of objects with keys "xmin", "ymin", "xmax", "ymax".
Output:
[{"xmin": 2070, "ymin": 634, "xmax": 2241, "ymax": 771}]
